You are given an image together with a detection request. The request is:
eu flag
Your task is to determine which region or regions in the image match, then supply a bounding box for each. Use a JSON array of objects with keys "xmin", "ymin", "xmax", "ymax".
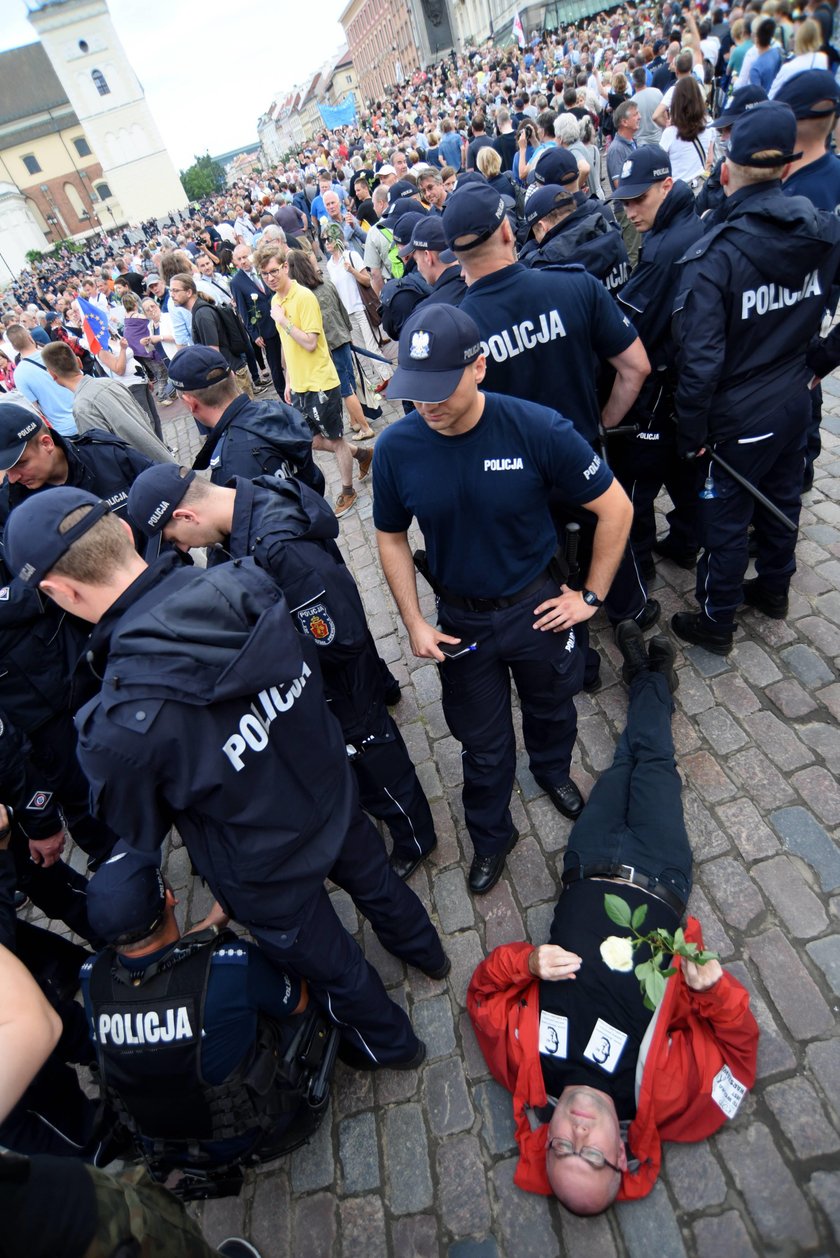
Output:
[{"xmin": 77, "ymin": 297, "xmax": 109, "ymax": 354}]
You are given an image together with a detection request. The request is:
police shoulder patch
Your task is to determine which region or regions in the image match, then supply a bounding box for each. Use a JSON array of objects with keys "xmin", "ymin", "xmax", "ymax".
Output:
[
  {"xmin": 0, "ymin": 587, "xmax": 9, "ymax": 601},
  {"xmin": 27, "ymin": 790, "xmax": 53, "ymax": 811},
  {"xmin": 296, "ymin": 602, "xmax": 336, "ymax": 645}
]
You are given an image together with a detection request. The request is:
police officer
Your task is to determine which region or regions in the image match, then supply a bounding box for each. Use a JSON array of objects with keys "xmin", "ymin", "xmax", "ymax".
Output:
[
  {"xmin": 379, "ymin": 210, "xmax": 433, "ymax": 342},
  {"xmin": 520, "ymin": 179, "xmax": 631, "ymax": 295},
  {"xmin": 374, "ymin": 305, "xmax": 633, "ymax": 894},
  {"xmin": 445, "ymin": 184, "xmax": 655, "ymax": 690},
  {"xmin": 80, "ymin": 846, "xmax": 327, "ymax": 1176},
  {"xmin": 126, "ymin": 464, "xmax": 437, "ymax": 880},
  {"xmin": 531, "ymin": 147, "xmax": 619, "ymax": 228},
  {"xmin": 409, "ymin": 217, "xmax": 468, "ymax": 310},
  {"xmin": 610, "ymin": 148, "xmax": 705, "ymax": 578},
  {"xmin": 167, "ymin": 347, "xmax": 326, "ymax": 496},
  {"xmin": 671, "ymin": 102, "xmax": 840, "ymax": 654},
  {"xmin": 695, "ymin": 86, "xmax": 768, "ymax": 220},
  {"xmin": 5, "ymin": 488, "xmax": 448, "ymax": 1070}
]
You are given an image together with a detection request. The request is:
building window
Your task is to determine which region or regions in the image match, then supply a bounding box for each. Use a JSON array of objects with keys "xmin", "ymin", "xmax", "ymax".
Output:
[
  {"xmin": 22, "ymin": 154, "xmax": 41, "ymax": 175},
  {"xmin": 73, "ymin": 136, "xmax": 92, "ymax": 157},
  {"xmin": 91, "ymin": 68, "xmax": 110, "ymax": 96},
  {"xmin": 346, "ymin": 74, "xmax": 352, "ymax": 83},
  {"xmin": 95, "ymin": 182, "xmax": 112, "ymax": 200}
]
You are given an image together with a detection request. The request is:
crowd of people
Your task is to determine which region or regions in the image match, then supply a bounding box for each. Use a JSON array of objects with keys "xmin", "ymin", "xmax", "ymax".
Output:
[{"xmin": 1, "ymin": 0, "xmax": 839, "ymax": 1252}]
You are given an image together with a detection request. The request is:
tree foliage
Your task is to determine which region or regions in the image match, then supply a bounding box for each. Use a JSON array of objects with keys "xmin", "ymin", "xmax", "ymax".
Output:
[{"xmin": 179, "ymin": 153, "xmax": 226, "ymax": 201}]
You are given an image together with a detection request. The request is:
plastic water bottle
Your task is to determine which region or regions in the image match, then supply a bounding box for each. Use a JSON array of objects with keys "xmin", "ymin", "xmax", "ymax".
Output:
[{"xmin": 699, "ymin": 473, "xmax": 716, "ymax": 501}]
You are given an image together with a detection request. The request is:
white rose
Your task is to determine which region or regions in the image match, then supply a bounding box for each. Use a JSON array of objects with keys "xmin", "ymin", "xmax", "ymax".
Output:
[{"xmin": 600, "ymin": 935, "xmax": 634, "ymax": 973}]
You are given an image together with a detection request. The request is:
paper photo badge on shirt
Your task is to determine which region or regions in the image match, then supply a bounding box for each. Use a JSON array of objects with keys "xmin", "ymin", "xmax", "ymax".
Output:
[
  {"xmin": 539, "ymin": 1010, "xmax": 569, "ymax": 1059},
  {"xmin": 581, "ymin": 1018, "xmax": 629, "ymax": 1074}
]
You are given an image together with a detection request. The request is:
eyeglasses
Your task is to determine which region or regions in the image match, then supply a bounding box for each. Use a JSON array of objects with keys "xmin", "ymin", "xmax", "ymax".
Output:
[
  {"xmin": 547, "ymin": 1137, "xmax": 622, "ymax": 1174},
  {"xmin": 260, "ymin": 264, "xmax": 287, "ymax": 277}
]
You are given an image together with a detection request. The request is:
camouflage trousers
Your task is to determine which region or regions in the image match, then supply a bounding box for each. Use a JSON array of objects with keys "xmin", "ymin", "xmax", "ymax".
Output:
[{"xmin": 82, "ymin": 1165, "xmax": 219, "ymax": 1258}]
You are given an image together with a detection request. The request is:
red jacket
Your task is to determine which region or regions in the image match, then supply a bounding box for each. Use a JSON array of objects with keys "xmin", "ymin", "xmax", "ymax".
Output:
[{"xmin": 466, "ymin": 918, "xmax": 759, "ymax": 1200}]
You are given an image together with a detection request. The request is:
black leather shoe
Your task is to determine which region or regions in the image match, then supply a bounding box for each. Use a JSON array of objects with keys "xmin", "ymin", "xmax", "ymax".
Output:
[
  {"xmin": 742, "ymin": 579, "xmax": 788, "ymax": 620},
  {"xmin": 389, "ymin": 842, "xmax": 436, "ymax": 881},
  {"xmin": 338, "ymin": 1038, "xmax": 427, "ymax": 1072},
  {"xmin": 540, "ymin": 779, "xmax": 585, "ymax": 820},
  {"xmin": 422, "ymin": 955, "xmax": 451, "ymax": 981},
  {"xmin": 616, "ymin": 618, "xmax": 649, "ymax": 684},
  {"xmin": 635, "ymin": 597, "xmax": 661, "ymax": 631},
  {"xmin": 671, "ymin": 612, "xmax": 733, "ymax": 656},
  {"xmin": 653, "ymin": 536, "xmax": 697, "ymax": 569},
  {"xmin": 469, "ymin": 829, "xmax": 519, "ymax": 895},
  {"xmin": 647, "ymin": 634, "xmax": 678, "ymax": 693}
]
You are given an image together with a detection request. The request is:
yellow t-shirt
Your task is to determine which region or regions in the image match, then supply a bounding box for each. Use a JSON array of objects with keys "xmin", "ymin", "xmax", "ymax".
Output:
[{"xmin": 272, "ymin": 281, "xmax": 339, "ymax": 395}]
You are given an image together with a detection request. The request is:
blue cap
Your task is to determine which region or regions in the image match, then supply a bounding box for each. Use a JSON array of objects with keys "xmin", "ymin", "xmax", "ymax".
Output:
[
  {"xmin": 442, "ymin": 184, "xmax": 507, "ymax": 252},
  {"xmin": 613, "ymin": 145, "xmax": 672, "ymax": 199},
  {"xmin": 86, "ymin": 845, "xmax": 167, "ymax": 944},
  {"xmin": 168, "ymin": 346, "xmax": 231, "ymax": 391},
  {"xmin": 386, "ymin": 305, "xmax": 483, "ymax": 403},
  {"xmin": 712, "ymin": 84, "xmax": 767, "ymax": 129},
  {"xmin": 727, "ymin": 100, "xmax": 800, "ymax": 167},
  {"xmin": 127, "ymin": 463, "xmax": 196, "ymax": 537},
  {"xmin": 774, "ymin": 69, "xmax": 840, "ymax": 119},
  {"xmin": 524, "ymin": 183, "xmax": 576, "ymax": 230},
  {"xmin": 409, "ymin": 215, "xmax": 456, "ymax": 262},
  {"xmin": 0, "ymin": 401, "xmax": 43, "ymax": 469},
  {"xmin": 531, "ymin": 147, "xmax": 580, "ymax": 186},
  {"xmin": 386, "ymin": 179, "xmax": 420, "ymax": 212},
  {"xmin": 392, "ymin": 211, "xmax": 428, "ymax": 256},
  {"xmin": 4, "ymin": 486, "xmax": 110, "ymax": 587}
]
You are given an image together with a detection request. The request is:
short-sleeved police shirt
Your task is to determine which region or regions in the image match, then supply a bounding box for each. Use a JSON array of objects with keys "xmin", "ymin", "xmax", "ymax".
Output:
[
  {"xmin": 784, "ymin": 152, "xmax": 840, "ymax": 213},
  {"xmin": 373, "ymin": 391, "xmax": 613, "ymax": 598}
]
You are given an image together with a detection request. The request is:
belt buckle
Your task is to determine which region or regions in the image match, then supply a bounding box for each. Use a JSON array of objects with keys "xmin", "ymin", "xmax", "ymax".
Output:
[{"xmin": 617, "ymin": 864, "xmax": 636, "ymax": 884}]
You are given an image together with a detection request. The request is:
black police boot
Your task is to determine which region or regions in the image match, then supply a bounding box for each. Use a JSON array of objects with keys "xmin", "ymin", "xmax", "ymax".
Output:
[
  {"xmin": 635, "ymin": 597, "xmax": 661, "ymax": 630},
  {"xmin": 538, "ymin": 780, "xmax": 585, "ymax": 821},
  {"xmin": 742, "ymin": 579, "xmax": 789, "ymax": 620},
  {"xmin": 653, "ymin": 535, "xmax": 697, "ymax": 569},
  {"xmin": 615, "ymin": 619, "xmax": 649, "ymax": 684},
  {"xmin": 468, "ymin": 829, "xmax": 519, "ymax": 895},
  {"xmin": 671, "ymin": 612, "xmax": 733, "ymax": 656},
  {"xmin": 647, "ymin": 635, "xmax": 678, "ymax": 693},
  {"xmin": 389, "ymin": 841, "xmax": 437, "ymax": 882}
]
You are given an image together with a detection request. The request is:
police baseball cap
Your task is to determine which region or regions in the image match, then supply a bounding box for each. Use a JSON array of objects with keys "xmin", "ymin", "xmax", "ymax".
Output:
[
  {"xmin": 613, "ymin": 146, "xmax": 673, "ymax": 199},
  {"xmin": 387, "ymin": 179, "xmax": 420, "ymax": 208},
  {"xmin": 86, "ymin": 846, "xmax": 167, "ymax": 945},
  {"xmin": 531, "ymin": 147, "xmax": 580, "ymax": 187},
  {"xmin": 0, "ymin": 401, "xmax": 44, "ymax": 469},
  {"xmin": 393, "ymin": 211, "xmax": 428, "ymax": 257},
  {"xmin": 4, "ymin": 486, "xmax": 110, "ymax": 587},
  {"xmin": 168, "ymin": 346, "xmax": 231, "ymax": 391},
  {"xmin": 386, "ymin": 305, "xmax": 483, "ymax": 403},
  {"xmin": 409, "ymin": 216, "xmax": 456, "ymax": 262},
  {"xmin": 712, "ymin": 85, "xmax": 767, "ymax": 129},
  {"xmin": 727, "ymin": 100, "xmax": 801, "ymax": 167},
  {"xmin": 442, "ymin": 185, "xmax": 507, "ymax": 252},
  {"xmin": 128, "ymin": 463, "xmax": 197, "ymax": 537},
  {"xmin": 524, "ymin": 183, "xmax": 576, "ymax": 233},
  {"xmin": 774, "ymin": 69, "xmax": 840, "ymax": 119}
]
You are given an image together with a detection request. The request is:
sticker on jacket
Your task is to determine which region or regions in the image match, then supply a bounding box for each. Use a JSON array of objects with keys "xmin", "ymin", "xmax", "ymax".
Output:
[
  {"xmin": 27, "ymin": 790, "xmax": 54, "ymax": 811},
  {"xmin": 582, "ymin": 1019, "xmax": 628, "ymax": 1073},
  {"xmin": 539, "ymin": 1010, "xmax": 568, "ymax": 1058},
  {"xmin": 711, "ymin": 1063, "xmax": 747, "ymax": 1119},
  {"xmin": 297, "ymin": 603, "xmax": 336, "ymax": 645}
]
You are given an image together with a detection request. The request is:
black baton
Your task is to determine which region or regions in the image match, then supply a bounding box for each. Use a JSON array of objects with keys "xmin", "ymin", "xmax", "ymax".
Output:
[{"xmin": 705, "ymin": 449, "xmax": 797, "ymax": 534}]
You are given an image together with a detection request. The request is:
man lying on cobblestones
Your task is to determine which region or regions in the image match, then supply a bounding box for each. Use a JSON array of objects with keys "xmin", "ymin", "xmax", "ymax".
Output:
[{"xmin": 468, "ymin": 621, "xmax": 758, "ymax": 1212}]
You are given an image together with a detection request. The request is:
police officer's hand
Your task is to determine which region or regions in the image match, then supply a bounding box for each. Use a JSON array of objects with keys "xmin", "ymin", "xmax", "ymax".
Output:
[
  {"xmin": 533, "ymin": 586, "xmax": 596, "ymax": 631},
  {"xmin": 528, "ymin": 944, "xmax": 582, "ymax": 980},
  {"xmin": 683, "ymin": 957, "xmax": 723, "ymax": 991},
  {"xmin": 188, "ymin": 900, "xmax": 230, "ymax": 933},
  {"xmin": 28, "ymin": 830, "xmax": 66, "ymax": 868},
  {"xmin": 409, "ymin": 620, "xmax": 462, "ymax": 662},
  {"xmin": 681, "ymin": 447, "xmax": 707, "ymax": 461}
]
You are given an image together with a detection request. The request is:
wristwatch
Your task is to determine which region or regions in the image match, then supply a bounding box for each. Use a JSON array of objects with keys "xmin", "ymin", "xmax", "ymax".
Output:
[{"xmin": 582, "ymin": 588, "xmax": 603, "ymax": 608}]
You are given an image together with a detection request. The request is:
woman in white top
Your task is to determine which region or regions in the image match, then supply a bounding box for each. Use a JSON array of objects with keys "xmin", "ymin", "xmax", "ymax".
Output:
[
  {"xmin": 769, "ymin": 19, "xmax": 829, "ymax": 97},
  {"xmin": 659, "ymin": 77, "xmax": 717, "ymax": 187}
]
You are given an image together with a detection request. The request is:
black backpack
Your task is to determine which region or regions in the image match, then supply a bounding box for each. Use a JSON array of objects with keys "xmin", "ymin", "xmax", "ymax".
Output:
[{"xmin": 213, "ymin": 301, "xmax": 249, "ymax": 358}]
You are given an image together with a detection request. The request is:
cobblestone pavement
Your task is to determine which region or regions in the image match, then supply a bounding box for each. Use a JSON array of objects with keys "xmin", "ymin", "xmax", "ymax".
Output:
[{"xmin": 41, "ymin": 383, "xmax": 840, "ymax": 1256}]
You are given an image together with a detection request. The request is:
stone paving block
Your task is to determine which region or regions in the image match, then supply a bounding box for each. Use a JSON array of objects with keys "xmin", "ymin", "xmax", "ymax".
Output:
[
  {"xmin": 526, "ymin": 900, "xmax": 556, "ymax": 944},
  {"xmin": 742, "ymin": 710, "xmax": 813, "ymax": 771},
  {"xmin": 683, "ymin": 790, "xmax": 729, "ymax": 862},
  {"xmin": 248, "ymin": 1168, "xmax": 291, "ymax": 1258},
  {"xmin": 764, "ymin": 677, "xmax": 818, "ymax": 718},
  {"xmin": 809, "ymin": 1171, "xmax": 840, "ymax": 1243},
  {"xmin": 726, "ymin": 960, "xmax": 796, "ymax": 1079},
  {"xmin": 717, "ymin": 1121, "xmax": 818, "ymax": 1249},
  {"xmin": 684, "ymin": 645, "xmax": 731, "ymax": 677},
  {"xmin": 680, "ymin": 750, "xmax": 737, "ymax": 804},
  {"xmin": 728, "ymin": 747, "xmax": 795, "ymax": 811},
  {"xmin": 615, "ymin": 1179, "xmax": 687, "ymax": 1258},
  {"xmin": 446, "ymin": 929, "xmax": 485, "ymax": 1007},
  {"xmin": 290, "ymin": 1100, "xmax": 335, "ymax": 1193},
  {"xmin": 716, "ymin": 798, "xmax": 780, "ymax": 861},
  {"xmin": 577, "ymin": 713, "xmax": 617, "ymax": 771},
  {"xmin": 383, "ymin": 1103, "xmax": 433, "ymax": 1215},
  {"xmin": 671, "ymin": 708, "xmax": 703, "ymax": 755},
  {"xmin": 413, "ymin": 994, "xmax": 457, "ymax": 1059},
  {"xmin": 675, "ymin": 667, "xmax": 715, "ymax": 716},
  {"xmin": 424, "ymin": 1055, "xmax": 473, "ymax": 1137},
  {"xmin": 748, "ymin": 613, "xmax": 798, "ymax": 649},
  {"xmin": 329, "ymin": 888, "xmax": 358, "ymax": 936},
  {"xmin": 448, "ymin": 1240, "xmax": 499, "ymax": 1258},
  {"xmin": 514, "ymin": 752, "xmax": 543, "ymax": 802},
  {"xmin": 434, "ymin": 866, "xmax": 475, "ymax": 934},
  {"xmin": 800, "ymin": 613, "xmax": 840, "ymax": 656},
  {"xmin": 806, "ymin": 936, "xmax": 840, "ymax": 997},
  {"xmin": 686, "ymin": 884, "xmax": 734, "ymax": 960},
  {"xmin": 436, "ymin": 735, "xmax": 465, "ymax": 790},
  {"xmin": 711, "ymin": 672, "xmax": 761, "ymax": 716},
  {"xmin": 290, "ymin": 1191, "xmax": 337, "ymax": 1258},
  {"xmin": 791, "ymin": 765, "xmax": 840, "ymax": 826},
  {"xmin": 400, "ymin": 720, "xmax": 432, "ymax": 766},
  {"xmin": 197, "ymin": 1191, "xmax": 246, "ymax": 1248},
  {"xmin": 524, "ymin": 795, "xmax": 573, "ymax": 853},
  {"xmin": 729, "ymin": 640, "xmax": 783, "ymax": 686},
  {"xmin": 421, "ymin": 700, "xmax": 451, "ymax": 742},
  {"xmin": 663, "ymin": 1141, "xmax": 727, "ymax": 1212},
  {"xmin": 374, "ymin": 1058, "xmax": 421, "ymax": 1107},
  {"xmin": 475, "ymin": 879, "xmax": 525, "ymax": 951},
  {"xmin": 700, "ymin": 856, "xmax": 765, "ymax": 931},
  {"xmin": 413, "ymin": 663, "xmax": 442, "ymax": 707},
  {"xmin": 558, "ymin": 1211, "xmax": 620, "ymax": 1258},
  {"xmin": 770, "ymin": 806, "xmax": 840, "ymax": 892},
  {"xmin": 695, "ymin": 704, "xmax": 749, "ymax": 753},
  {"xmin": 816, "ymin": 587, "xmax": 840, "ymax": 623},
  {"xmin": 473, "ymin": 1078, "xmax": 517, "ymax": 1156},
  {"xmin": 459, "ymin": 1010, "xmax": 491, "ymax": 1081},
  {"xmin": 816, "ymin": 681, "xmax": 840, "ymax": 721},
  {"xmin": 416, "ymin": 760, "xmax": 444, "ymax": 802},
  {"xmin": 506, "ymin": 835, "xmax": 556, "ymax": 908},
  {"xmin": 752, "ymin": 855, "xmax": 828, "ymax": 938},
  {"xmin": 332, "ymin": 1061, "xmax": 375, "ymax": 1118},
  {"xmin": 779, "ymin": 643, "xmax": 834, "ymax": 688},
  {"xmin": 437, "ymin": 1134, "xmax": 491, "ymax": 1237},
  {"xmin": 490, "ymin": 1155, "xmax": 560, "ymax": 1258},
  {"xmin": 391, "ymin": 1214, "xmax": 440, "ymax": 1258},
  {"xmin": 692, "ymin": 1211, "xmax": 760, "ymax": 1258},
  {"xmin": 747, "ymin": 927, "xmax": 834, "ymax": 1039},
  {"xmin": 765, "ymin": 1075, "xmax": 840, "ymax": 1160},
  {"xmin": 340, "ymin": 1196, "xmax": 387, "ymax": 1258},
  {"xmin": 339, "ymin": 1110, "xmax": 381, "ymax": 1194}
]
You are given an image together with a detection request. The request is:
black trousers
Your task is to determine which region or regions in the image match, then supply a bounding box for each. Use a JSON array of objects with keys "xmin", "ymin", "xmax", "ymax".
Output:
[
  {"xmin": 27, "ymin": 715, "xmax": 116, "ymax": 866},
  {"xmin": 352, "ymin": 715, "xmax": 437, "ymax": 862}
]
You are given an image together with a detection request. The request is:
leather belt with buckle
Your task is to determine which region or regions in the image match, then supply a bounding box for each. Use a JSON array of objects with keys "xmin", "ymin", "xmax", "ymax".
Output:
[{"xmin": 562, "ymin": 863, "xmax": 686, "ymax": 917}]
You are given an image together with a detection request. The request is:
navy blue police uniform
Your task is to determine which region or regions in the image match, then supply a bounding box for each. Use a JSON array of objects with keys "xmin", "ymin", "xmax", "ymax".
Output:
[
  {"xmin": 192, "ymin": 392, "xmax": 326, "ymax": 496},
  {"xmin": 416, "ymin": 262, "xmax": 468, "ymax": 309},
  {"xmin": 374, "ymin": 385, "xmax": 612, "ymax": 864},
  {"xmin": 611, "ymin": 159, "xmax": 705, "ymax": 573},
  {"xmin": 671, "ymin": 102, "xmax": 840, "ymax": 650},
  {"xmin": 5, "ymin": 495, "xmax": 446, "ymax": 1068},
  {"xmin": 520, "ymin": 186, "xmax": 631, "ymax": 296}
]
